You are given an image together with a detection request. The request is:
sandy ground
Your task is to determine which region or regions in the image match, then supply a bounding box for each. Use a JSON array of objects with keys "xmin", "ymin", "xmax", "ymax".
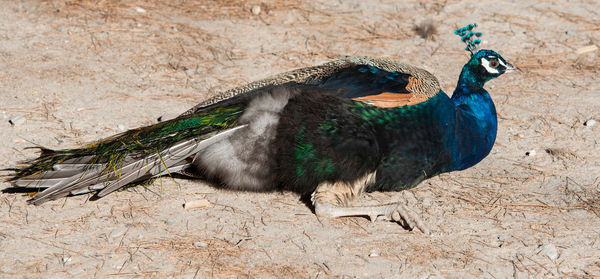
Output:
[{"xmin": 0, "ymin": 0, "xmax": 599, "ymax": 278}]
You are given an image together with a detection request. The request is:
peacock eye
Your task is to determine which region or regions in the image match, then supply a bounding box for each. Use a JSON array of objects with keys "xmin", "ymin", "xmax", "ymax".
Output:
[{"xmin": 489, "ymin": 58, "xmax": 499, "ymax": 68}]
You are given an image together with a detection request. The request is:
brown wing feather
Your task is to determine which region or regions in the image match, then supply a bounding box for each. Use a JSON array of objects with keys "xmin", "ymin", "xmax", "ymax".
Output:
[{"xmin": 352, "ymin": 92, "xmax": 430, "ymax": 108}]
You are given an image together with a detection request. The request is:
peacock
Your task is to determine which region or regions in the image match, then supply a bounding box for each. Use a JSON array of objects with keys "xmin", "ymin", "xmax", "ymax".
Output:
[{"xmin": 6, "ymin": 24, "xmax": 515, "ymax": 233}]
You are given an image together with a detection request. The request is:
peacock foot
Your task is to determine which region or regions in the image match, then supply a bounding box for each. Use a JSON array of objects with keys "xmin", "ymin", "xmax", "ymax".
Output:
[{"xmin": 314, "ymin": 202, "xmax": 430, "ymax": 234}]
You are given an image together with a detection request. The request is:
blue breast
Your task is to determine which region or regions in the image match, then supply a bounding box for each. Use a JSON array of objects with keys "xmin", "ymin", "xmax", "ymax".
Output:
[
  {"xmin": 356, "ymin": 91, "xmax": 458, "ymax": 191},
  {"xmin": 449, "ymin": 88, "xmax": 498, "ymax": 171},
  {"xmin": 359, "ymin": 87, "xmax": 497, "ymax": 192}
]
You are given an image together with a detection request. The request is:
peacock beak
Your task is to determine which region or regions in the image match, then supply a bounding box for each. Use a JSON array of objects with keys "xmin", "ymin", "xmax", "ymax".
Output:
[{"xmin": 504, "ymin": 62, "xmax": 519, "ymax": 73}]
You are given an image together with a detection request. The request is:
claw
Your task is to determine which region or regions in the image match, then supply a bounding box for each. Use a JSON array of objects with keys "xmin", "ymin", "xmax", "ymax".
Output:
[
  {"xmin": 314, "ymin": 202, "xmax": 431, "ymax": 234},
  {"xmin": 387, "ymin": 203, "xmax": 430, "ymax": 235},
  {"xmin": 369, "ymin": 215, "xmax": 378, "ymax": 222}
]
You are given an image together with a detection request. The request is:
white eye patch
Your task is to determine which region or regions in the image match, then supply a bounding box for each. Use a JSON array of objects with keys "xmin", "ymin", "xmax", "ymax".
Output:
[
  {"xmin": 498, "ymin": 59, "xmax": 507, "ymax": 67},
  {"xmin": 481, "ymin": 57, "xmax": 500, "ymax": 74}
]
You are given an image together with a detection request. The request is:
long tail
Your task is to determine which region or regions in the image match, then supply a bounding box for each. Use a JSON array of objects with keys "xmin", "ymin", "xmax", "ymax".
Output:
[{"xmin": 9, "ymin": 106, "xmax": 245, "ymax": 205}]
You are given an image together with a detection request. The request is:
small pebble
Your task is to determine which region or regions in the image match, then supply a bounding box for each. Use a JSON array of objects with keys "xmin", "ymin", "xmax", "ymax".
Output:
[
  {"xmin": 165, "ymin": 219, "xmax": 175, "ymax": 225},
  {"xmin": 117, "ymin": 124, "xmax": 125, "ymax": 131},
  {"xmin": 575, "ymin": 45, "xmax": 598, "ymax": 55},
  {"xmin": 584, "ymin": 119, "xmax": 596, "ymax": 127},
  {"xmin": 525, "ymin": 149, "xmax": 536, "ymax": 156},
  {"xmin": 9, "ymin": 115, "xmax": 25, "ymax": 126},
  {"xmin": 183, "ymin": 199, "xmax": 212, "ymax": 209},
  {"xmin": 134, "ymin": 7, "xmax": 146, "ymax": 13},
  {"xmin": 194, "ymin": 241, "xmax": 208, "ymax": 248},
  {"xmin": 538, "ymin": 243, "xmax": 558, "ymax": 260},
  {"xmin": 368, "ymin": 250, "xmax": 379, "ymax": 257},
  {"xmin": 251, "ymin": 5, "xmax": 261, "ymax": 15},
  {"xmin": 57, "ymin": 26, "xmax": 64, "ymax": 32}
]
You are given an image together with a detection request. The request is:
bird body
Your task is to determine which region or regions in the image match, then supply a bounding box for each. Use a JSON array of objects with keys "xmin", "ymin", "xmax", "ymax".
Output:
[{"xmin": 7, "ymin": 25, "xmax": 515, "ymax": 232}]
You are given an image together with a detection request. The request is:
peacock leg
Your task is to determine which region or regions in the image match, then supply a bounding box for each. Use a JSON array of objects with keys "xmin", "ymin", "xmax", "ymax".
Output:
[{"xmin": 311, "ymin": 172, "xmax": 430, "ymax": 234}]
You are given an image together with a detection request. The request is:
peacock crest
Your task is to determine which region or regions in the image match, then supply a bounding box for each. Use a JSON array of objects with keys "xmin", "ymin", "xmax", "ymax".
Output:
[{"xmin": 455, "ymin": 23, "xmax": 482, "ymax": 54}]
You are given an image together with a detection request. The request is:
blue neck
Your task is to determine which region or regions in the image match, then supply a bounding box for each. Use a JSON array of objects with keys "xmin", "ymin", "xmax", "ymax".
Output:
[{"xmin": 449, "ymin": 67, "xmax": 498, "ymax": 171}]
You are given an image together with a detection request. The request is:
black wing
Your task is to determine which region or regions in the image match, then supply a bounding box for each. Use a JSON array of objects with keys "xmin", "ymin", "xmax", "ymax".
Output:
[{"xmin": 183, "ymin": 57, "xmax": 441, "ymax": 115}]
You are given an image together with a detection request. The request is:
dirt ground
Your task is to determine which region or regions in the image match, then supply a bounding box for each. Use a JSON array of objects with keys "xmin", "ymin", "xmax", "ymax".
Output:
[{"xmin": 0, "ymin": 0, "xmax": 599, "ymax": 278}]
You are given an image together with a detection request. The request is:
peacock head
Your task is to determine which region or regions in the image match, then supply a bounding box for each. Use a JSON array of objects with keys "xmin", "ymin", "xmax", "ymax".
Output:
[
  {"xmin": 467, "ymin": 49, "xmax": 516, "ymax": 81},
  {"xmin": 455, "ymin": 24, "xmax": 517, "ymax": 87}
]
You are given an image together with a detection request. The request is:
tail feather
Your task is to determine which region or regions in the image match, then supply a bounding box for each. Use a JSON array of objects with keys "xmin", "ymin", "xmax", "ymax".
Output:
[
  {"xmin": 96, "ymin": 130, "xmax": 228, "ymax": 198},
  {"xmin": 152, "ymin": 160, "xmax": 191, "ymax": 178},
  {"xmin": 12, "ymin": 165, "xmax": 105, "ymax": 188},
  {"xmin": 68, "ymin": 160, "xmax": 192, "ymax": 196},
  {"xmin": 25, "ymin": 125, "xmax": 246, "ymax": 205},
  {"xmin": 14, "ymin": 164, "xmax": 103, "ymax": 182},
  {"xmin": 56, "ymin": 155, "xmax": 96, "ymax": 165},
  {"xmin": 9, "ymin": 105, "xmax": 246, "ymax": 205}
]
